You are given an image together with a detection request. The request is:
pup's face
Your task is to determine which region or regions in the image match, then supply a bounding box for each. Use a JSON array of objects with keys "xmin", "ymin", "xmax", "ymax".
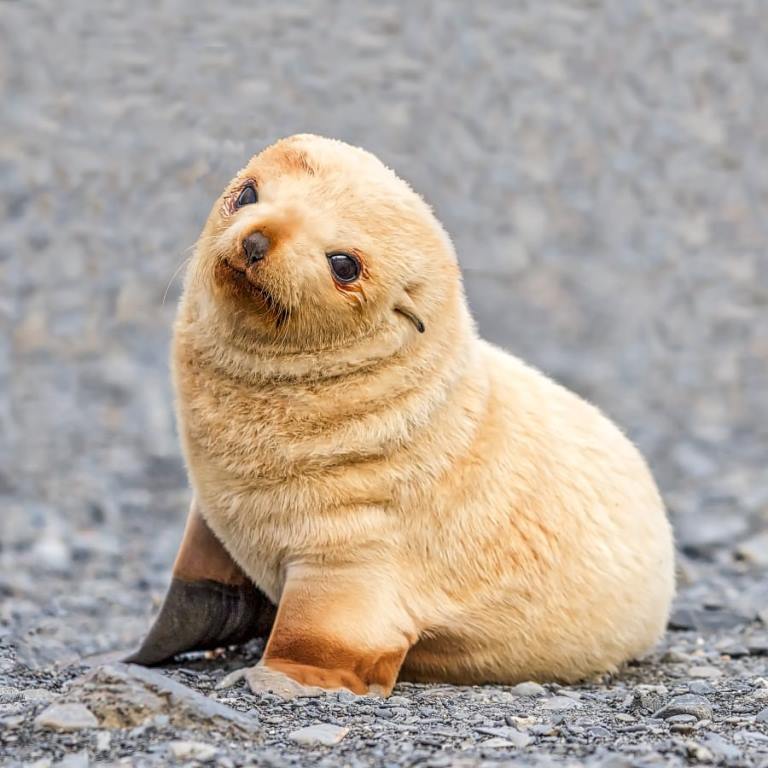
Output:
[{"xmin": 187, "ymin": 135, "xmax": 458, "ymax": 350}]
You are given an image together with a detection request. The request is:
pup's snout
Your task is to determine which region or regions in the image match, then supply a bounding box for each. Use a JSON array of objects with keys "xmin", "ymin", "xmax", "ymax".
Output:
[{"xmin": 243, "ymin": 231, "xmax": 270, "ymax": 265}]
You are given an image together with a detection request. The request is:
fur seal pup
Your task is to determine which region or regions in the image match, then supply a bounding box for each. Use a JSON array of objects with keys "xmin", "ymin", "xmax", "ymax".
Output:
[{"xmin": 129, "ymin": 134, "xmax": 675, "ymax": 696}]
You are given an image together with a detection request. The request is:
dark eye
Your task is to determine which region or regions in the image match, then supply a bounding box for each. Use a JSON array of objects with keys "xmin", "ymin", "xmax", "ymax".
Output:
[
  {"xmin": 235, "ymin": 184, "xmax": 258, "ymax": 208},
  {"xmin": 327, "ymin": 252, "xmax": 361, "ymax": 283}
]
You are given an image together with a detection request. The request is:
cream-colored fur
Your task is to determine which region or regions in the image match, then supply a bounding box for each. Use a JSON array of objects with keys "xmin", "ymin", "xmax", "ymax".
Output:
[{"xmin": 173, "ymin": 134, "xmax": 675, "ymax": 690}]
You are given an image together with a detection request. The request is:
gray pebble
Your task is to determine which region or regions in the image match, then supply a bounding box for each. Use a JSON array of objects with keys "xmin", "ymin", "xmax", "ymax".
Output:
[
  {"xmin": 701, "ymin": 733, "xmax": 741, "ymax": 761},
  {"xmin": 717, "ymin": 642, "xmax": 750, "ymax": 658},
  {"xmin": 94, "ymin": 731, "xmax": 111, "ymax": 752},
  {"xmin": 509, "ymin": 681, "xmax": 547, "ymax": 697},
  {"xmin": 476, "ymin": 726, "xmax": 533, "ymax": 748},
  {"xmin": 289, "ymin": 723, "xmax": 349, "ymax": 746},
  {"xmin": 542, "ymin": 695, "xmax": 582, "ymax": 711},
  {"xmin": 736, "ymin": 531, "xmax": 768, "ymax": 567},
  {"xmin": 688, "ymin": 664, "xmax": 722, "ymax": 679},
  {"xmin": 685, "ymin": 741, "xmax": 714, "ymax": 763},
  {"xmin": 667, "ymin": 714, "xmax": 697, "ymax": 724},
  {"xmin": 653, "ymin": 694, "xmax": 714, "ymax": 721},
  {"xmin": 58, "ymin": 752, "xmax": 90, "ymax": 768},
  {"xmin": 34, "ymin": 703, "xmax": 98, "ymax": 732},
  {"xmin": 168, "ymin": 741, "xmax": 218, "ymax": 762},
  {"xmin": 747, "ymin": 635, "xmax": 768, "ymax": 655}
]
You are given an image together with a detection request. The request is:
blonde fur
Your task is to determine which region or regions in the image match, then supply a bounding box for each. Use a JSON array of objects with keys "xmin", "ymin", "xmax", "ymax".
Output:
[{"xmin": 173, "ymin": 134, "xmax": 675, "ymax": 693}]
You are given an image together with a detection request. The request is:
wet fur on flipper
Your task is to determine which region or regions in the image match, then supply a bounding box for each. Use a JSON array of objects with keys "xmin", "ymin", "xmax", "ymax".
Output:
[
  {"xmin": 127, "ymin": 503, "xmax": 275, "ymax": 665},
  {"xmin": 125, "ymin": 577, "xmax": 275, "ymax": 666}
]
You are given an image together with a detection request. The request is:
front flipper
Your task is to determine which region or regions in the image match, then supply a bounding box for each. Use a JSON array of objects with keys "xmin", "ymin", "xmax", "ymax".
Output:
[
  {"xmin": 244, "ymin": 565, "xmax": 413, "ymax": 698},
  {"xmin": 125, "ymin": 501, "xmax": 276, "ymax": 666}
]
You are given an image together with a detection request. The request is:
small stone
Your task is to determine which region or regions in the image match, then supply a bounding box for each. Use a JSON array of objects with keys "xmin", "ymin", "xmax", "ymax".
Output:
[
  {"xmin": 336, "ymin": 690, "xmax": 359, "ymax": 703},
  {"xmin": 509, "ymin": 682, "xmax": 547, "ymax": 697},
  {"xmin": 668, "ymin": 606, "xmax": 749, "ymax": 631},
  {"xmin": 716, "ymin": 641, "xmax": 749, "ymax": 658},
  {"xmin": 654, "ymin": 694, "xmax": 713, "ymax": 721},
  {"xmin": 668, "ymin": 714, "xmax": 698, "ymax": 723},
  {"xmin": 215, "ymin": 668, "xmax": 247, "ymax": 690},
  {"xmin": 168, "ymin": 741, "xmax": 218, "ymax": 761},
  {"xmin": 689, "ymin": 681, "xmax": 715, "ymax": 695},
  {"xmin": 32, "ymin": 532, "xmax": 72, "ymax": 571},
  {"xmin": 506, "ymin": 715, "xmax": 538, "ymax": 728},
  {"xmin": 736, "ymin": 531, "xmax": 768, "ymax": 567},
  {"xmin": 747, "ymin": 635, "xmax": 768, "ymax": 655},
  {"xmin": 688, "ymin": 665, "xmax": 722, "ymax": 679},
  {"xmin": 735, "ymin": 728, "xmax": 768, "ymax": 744},
  {"xmin": 542, "ymin": 696, "xmax": 581, "ymax": 710},
  {"xmin": 685, "ymin": 741, "xmax": 714, "ymax": 763},
  {"xmin": 35, "ymin": 703, "xmax": 98, "ymax": 731},
  {"xmin": 77, "ymin": 664, "xmax": 259, "ymax": 733},
  {"xmin": 756, "ymin": 708, "xmax": 768, "ymax": 724},
  {"xmin": 289, "ymin": 723, "xmax": 349, "ymax": 746},
  {"xmin": 702, "ymin": 733, "xmax": 741, "ymax": 761},
  {"xmin": 480, "ymin": 736, "xmax": 517, "ymax": 748},
  {"xmin": 94, "ymin": 730, "xmax": 112, "ymax": 752},
  {"xmin": 59, "ymin": 753, "xmax": 89, "ymax": 768},
  {"xmin": 631, "ymin": 685, "xmax": 666, "ymax": 712},
  {"xmin": 670, "ymin": 722, "xmax": 696, "ymax": 735},
  {"xmin": 588, "ymin": 726, "xmax": 611, "ymax": 738},
  {"xmin": 476, "ymin": 726, "xmax": 532, "ymax": 748},
  {"xmin": 23, "ymin": 688, "xmax": 60, "ymax": 703},
  {"xmin": 662, "ymin": 649, "xmax": 691, "ymax": 663}
]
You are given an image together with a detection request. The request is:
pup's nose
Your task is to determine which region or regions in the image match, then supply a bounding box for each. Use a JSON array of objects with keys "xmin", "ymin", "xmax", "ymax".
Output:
[{"xmin": 242, "ymin": 231, "xmax": 270, "ymax": 265}]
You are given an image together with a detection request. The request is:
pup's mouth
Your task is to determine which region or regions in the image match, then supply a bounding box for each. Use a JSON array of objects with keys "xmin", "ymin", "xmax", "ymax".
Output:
[{"xmin": 218, "ymin": 259, "xmax": 290, "ymax": 327}]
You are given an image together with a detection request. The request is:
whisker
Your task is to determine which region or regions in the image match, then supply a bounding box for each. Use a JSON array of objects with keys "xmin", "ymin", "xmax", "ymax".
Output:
[{"xmin": 162, "ymin": 255, "xmax": 193, "ymax": 306}]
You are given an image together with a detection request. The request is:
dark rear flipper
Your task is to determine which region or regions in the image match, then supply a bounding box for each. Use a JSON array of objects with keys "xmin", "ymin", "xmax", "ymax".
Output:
[{"xmin": 125, "ymin": 502, "xmax": 276, "ymax": 666}]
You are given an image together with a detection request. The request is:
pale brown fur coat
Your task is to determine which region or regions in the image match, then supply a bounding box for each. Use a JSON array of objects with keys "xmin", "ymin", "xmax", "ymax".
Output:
[{"xmin": 171, "ymin": 134, "xmax": 675, "ymax": 694}]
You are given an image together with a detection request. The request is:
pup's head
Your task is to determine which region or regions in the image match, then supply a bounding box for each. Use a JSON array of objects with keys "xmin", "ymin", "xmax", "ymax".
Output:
[{"xmin": 185, "ymin": 135, "xmax": 463, "ymax": 352}]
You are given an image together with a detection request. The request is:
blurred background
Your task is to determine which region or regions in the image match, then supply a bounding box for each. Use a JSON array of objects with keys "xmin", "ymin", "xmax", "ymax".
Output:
[{"xmin": 1, "ymin": 2, "xmax": 767, "ymax": 662}]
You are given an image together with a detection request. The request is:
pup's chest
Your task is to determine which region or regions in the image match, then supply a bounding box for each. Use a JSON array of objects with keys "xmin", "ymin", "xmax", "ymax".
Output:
[
  {"xmin": 180, "ymin": 397, "xmax": 404, "ymax": 596},
  {"xmin": 173, "ymin": 349, "xmax": 431, "ymax": 596},
  {"xmin": 196, "ymin": 474, "xmax": 398, "ymax": 602},
  {"xmin": 200, "ymin": 482, "xmax": 321, "ymax": 601}
]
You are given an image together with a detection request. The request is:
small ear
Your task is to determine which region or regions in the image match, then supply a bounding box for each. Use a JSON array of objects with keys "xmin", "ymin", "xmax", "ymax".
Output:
[
  {"xmin": 394, "ymin": 291, "xmax": 425, "ymax": 333},
  {"xmin": 125, "ymin": 501, "xmax": 275, "ymax": 666}
]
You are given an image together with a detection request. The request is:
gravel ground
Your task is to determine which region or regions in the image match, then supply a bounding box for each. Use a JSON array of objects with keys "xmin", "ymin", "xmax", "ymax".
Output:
[{"xmin": 1, "ymin": 1, "xmax": 767, "ymax": 766}]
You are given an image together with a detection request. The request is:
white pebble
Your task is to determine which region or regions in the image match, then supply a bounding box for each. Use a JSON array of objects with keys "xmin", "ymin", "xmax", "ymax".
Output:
[
  {"xmin": 289, "ymin": 723, "xmax": 349, "ymax": 746},
  {"xmin": 34, "ymin": 703, "xmax": 98, "ymax": 732}
]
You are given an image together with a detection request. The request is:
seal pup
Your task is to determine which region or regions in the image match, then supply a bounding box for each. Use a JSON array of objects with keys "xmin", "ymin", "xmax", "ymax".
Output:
[{"xmin": 129, "ymin": 135, "xmax": 675, "ymax": 697}]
